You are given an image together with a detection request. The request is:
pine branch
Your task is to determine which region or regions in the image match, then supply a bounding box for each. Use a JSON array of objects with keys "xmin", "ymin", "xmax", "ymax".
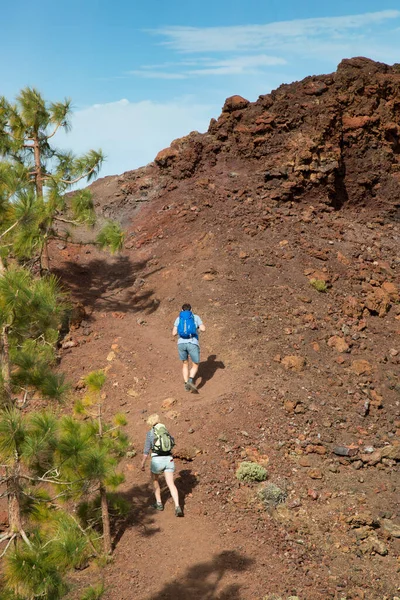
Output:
[
  {"xmin": 0, "ymin": 217, "xmax": 22, "ymax": 240},
  {"xmin": 19, "ymin": 474, "xmax": 82, "ymax": 485},
  {"xmin": 0, "ymin": 533, "xmax": 16, "ymax": 556},
  {"xmin": 51, "ymin": 235, "xmax": 95, "ymax": 247},
  {"xmin": 58, "ymin": 165, "xmax": 98, "ymax": 185},
  {"xmin": 46, "ymin": 122, "xmax": 62, "ymax": 140},
  {"xmin": 53, "ymin": 216, "xmax": 83, "ymax": 226},
  {"xmin": 68, "ymin": 513, "xmax": 98, "ymax": 555},
  {"xmin": 20, "ymin": 527, "xmax": 32, "ymax": 547}
]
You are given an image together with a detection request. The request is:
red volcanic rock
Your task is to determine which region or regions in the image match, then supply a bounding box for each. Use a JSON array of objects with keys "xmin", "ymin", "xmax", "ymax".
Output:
[
  {"xmin": 342, "ymin": 115, "xmax": 374, "ymax": 130},
  {"xmin": 222, "ymin": 95, "xmax": 250, "ymax": 112},
  {"xmin": 155, "ymin": 147, "xmax": 178, "ymax": 167},
  {"xmin": 89, "ymin": 57, "xmax": 400, "ymax": 223}
]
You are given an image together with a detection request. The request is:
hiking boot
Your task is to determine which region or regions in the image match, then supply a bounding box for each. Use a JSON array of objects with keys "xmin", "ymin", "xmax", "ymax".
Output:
[
  {"xmin": 175, "ymin": 506, "xmax": 183, "ymax": 517},
  {"xmin": 152, "ymin": 502, "xmax": 164, "ymax": 511},
  {"xmin": 185, "ymin": 379, "xmax": 198, "ymax": 393}
]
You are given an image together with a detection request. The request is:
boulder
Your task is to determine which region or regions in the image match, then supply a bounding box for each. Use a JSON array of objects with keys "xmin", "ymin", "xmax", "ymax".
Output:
[
  {"xmin": 222, "ymin": 95, "xmax": 250, "ymax": 113},
  {"xmin": 308, "ymin": 468, "xmax": 323, "ymax": 479},
  {"xmin": 380, "ymin": 444, "xmax": 400, "ymax": 461},
  {"xmin": 327, "ymin": 335, "xmax": 350, "ymax": 353},
  {"xmin": 360, "ymin": 535, "xmax": 388, "ymax": 556},
  {"xmin": 365, "ymin": 287, "xmax": 391, "ymax": 317},
  {"xmin": 161, "ymin": 397, "xmax": 177, "ymax": 410},
  {"xmin": 281, "ymin": 355, "xmax": 306, "ymax": 372},
  {"xmin": 381, "ymin": 280, "xmax": 399, "ymax": 301},
  {"xmin": 155, "ymin": 146, "xmax": 179, "ymax": 167},
  {"xmin": 381, "ymin": 519, "xmax": 400, "ymax": 538},
  {"xmin": 342, "ymin": 296, "xmax": 364, "ymax": 318},
  {"xmin": 350, "ymin": 360, "xmax": 372, "ymax": 375}
]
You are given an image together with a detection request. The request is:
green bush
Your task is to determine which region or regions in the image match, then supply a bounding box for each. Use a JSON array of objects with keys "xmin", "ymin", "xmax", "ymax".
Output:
[
  {"xmin": 309, "ymin": 278, "xmax": 328, "ymax": 293},
  {"xmin": 258, "ymin": 482, "xmax": 287, "ymax": 508},
  {"xmin": 236, "ymin": 461, "xmax": 268, "ymax": 483},
  {"xmin": 80, "ymin": 583, "xmax": 105, "ymax": 600}
]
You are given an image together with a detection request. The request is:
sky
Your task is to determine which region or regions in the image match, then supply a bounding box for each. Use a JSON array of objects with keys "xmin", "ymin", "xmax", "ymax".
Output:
[{"xmin": 1, "ymin": 1, "xmax": 400, "ymax": 178}]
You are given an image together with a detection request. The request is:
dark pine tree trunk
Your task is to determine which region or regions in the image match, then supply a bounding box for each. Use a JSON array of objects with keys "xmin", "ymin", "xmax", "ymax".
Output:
[
  {"xmin": 100, "ymin": 483, "xmax": 111, "ymax": 554},
  {"xmin": 7, "ymin": 462, "xmax": 31, "ymax": 546},
  {"xmin": 1, "ymin": 325, "xmax": 12, "ymax": 401},
  {"xmin": 33, "ymin": 135, "xmax": 50, "ymax": 271}
]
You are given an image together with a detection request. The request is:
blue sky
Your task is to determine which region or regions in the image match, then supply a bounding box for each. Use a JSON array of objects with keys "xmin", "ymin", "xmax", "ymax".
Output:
[{"xmin": 2, "ymin": 1, "xmax": 400, "ymax": 177}]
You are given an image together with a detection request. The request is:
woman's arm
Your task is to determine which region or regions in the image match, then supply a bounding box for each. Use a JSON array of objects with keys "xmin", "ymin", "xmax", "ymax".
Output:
[
  {"xmin": 141, "ymin": 453, "xmax": 148, "ymax": 471},
  {"xmin": 141, "ymin": 430, "xmax": 153, "ymax": 470}
]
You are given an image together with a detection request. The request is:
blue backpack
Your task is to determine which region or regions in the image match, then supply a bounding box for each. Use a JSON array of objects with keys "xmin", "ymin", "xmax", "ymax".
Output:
[{"xmin": 177, "ymin": 310, "xmax": 198, "ymax": 339}]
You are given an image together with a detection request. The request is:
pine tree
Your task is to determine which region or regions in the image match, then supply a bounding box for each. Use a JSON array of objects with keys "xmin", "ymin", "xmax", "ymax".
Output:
[
  {"xmin": 0, "ymin": 406, "xmax": 99, "ymax": 599},
  {"xmin": 0, "ymin": 87, "xmax": 124, "ymax": 272},
  {"xmin": 60, "ymin": 370, "xmax": 128, "ymax": 554},
  {"xmin": 0, "ymin": 407, "xmax": 61, "ymax": 546},
  {"xmin": 0, "ymin": 267, "xmax": 68, "ymax": 404}
]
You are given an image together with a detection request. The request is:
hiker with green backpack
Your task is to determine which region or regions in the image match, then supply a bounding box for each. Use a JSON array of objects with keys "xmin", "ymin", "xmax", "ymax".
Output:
[
  {"xmin": 141, "ymin": 413, "xmax": 183, "ymax": 517},
  {"xmin": 172, "ymin": 303, "xmax": 205, "ymax": 392}
]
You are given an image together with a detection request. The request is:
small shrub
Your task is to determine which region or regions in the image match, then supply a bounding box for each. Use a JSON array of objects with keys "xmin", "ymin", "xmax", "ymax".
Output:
[
  {"xmin": 236, "ymin": 461, "xmax": 268, "ymax": 483},
  {"xmin": 258, "ymin": 482, "xmax": 287, "ymax": 508},
  {"xmin": 309, "ymin": 278, "xmax": 327, "ymax": 293},
  {"xmin": 80, "ymin": 583, "xmax": 105, "ymax": 600}
]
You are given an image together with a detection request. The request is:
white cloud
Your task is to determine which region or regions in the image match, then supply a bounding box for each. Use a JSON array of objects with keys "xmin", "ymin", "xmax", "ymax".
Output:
[
  {"xmin": 128, "ymin": 70, "xmax": 187, "ymax": 79},
  {"xmin": 132, "ymin": 54, "xmax": 286, "ymax": 79},
  {"xmin": 149, "ymin": 10, "xmax": 400, "ymax": 53},
  {"xmin": 188, "ymin": 54, "xmax": 286, "ymax": 75},
  {"xmin": 56, "ymin": 98, "xmax": 218, "ymax": 177}
]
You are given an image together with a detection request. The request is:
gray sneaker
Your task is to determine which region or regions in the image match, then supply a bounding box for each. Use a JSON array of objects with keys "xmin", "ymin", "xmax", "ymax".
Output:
[
  {"xmin": 175, "ymin": 506, "xmax": 183, "ymax": 517},
  {"xmin": 185, "ymin": 379, "xmax": 198, "ymax": 393},
  {"xmin": 184, "ymin": 382, "xmax": 191, "ymax": 392},
  {"xmin": 152, "ymin": 502, "xmax": 164, "ymax": 511}
]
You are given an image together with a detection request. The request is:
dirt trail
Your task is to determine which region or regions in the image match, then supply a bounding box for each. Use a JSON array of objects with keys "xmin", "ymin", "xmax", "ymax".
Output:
[
  {"xmin": 59, "ymin": 263, "xmax": 258, "ymax": 599},
  {"xmin": 104, "ymin": 314, "xmax": 247, "ymax": 600}
]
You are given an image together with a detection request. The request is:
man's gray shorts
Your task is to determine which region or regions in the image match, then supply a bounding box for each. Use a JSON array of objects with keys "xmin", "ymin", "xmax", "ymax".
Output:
[{"xmin": 178, "ymin": 342, "xmax": 200, "ymax": 363}]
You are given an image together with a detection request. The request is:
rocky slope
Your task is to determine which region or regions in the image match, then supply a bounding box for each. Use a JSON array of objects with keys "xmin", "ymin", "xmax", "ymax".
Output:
[
  {"xmin": 52, "ymin": 57, "xmax": 400, "ymax": 600},
  {"xmin": 91, "ymin": 56, "xmax": 400, "ymax": 225}
]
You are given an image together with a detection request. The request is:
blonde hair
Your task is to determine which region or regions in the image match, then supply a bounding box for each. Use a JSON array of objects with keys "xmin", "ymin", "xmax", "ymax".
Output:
[{"xmin": 146, "ymin": 413, "xmax": 160, "ymax": 427}]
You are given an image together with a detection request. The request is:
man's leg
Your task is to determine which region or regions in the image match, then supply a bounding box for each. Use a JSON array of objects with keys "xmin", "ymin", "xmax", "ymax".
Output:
[
  {"xmin": 182, "ymin": 360, "xmax": 189, "ymax": 383},
  {"xmin": 186, "ymin": 344, "xmax": 200, "ymax": 391},
  {"xmin": 178, "ymin": 345, "xmax": 190, "ymax": 389},
  {"xmin": 151, "ymin": 473, "xmax": 162, "ymax": 505},
  {"xmin": 189, "ymin": 362, "xmax": 199, "ymax": 380}
]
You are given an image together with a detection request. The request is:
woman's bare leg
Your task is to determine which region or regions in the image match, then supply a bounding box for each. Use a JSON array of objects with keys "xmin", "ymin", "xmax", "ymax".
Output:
[
  {"xmin": 164, "ymin": 471, "xmax": 180, "ymax": 507},
  {"xmin": 152, "ymin": 473, "xmax": 162, "ymax": 504}
]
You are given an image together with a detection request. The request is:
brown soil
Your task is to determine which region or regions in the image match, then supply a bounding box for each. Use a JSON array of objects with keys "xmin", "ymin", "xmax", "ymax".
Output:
[{"xmin": 50, "ymin": 57, "xmax": 399, "ymax": 600}]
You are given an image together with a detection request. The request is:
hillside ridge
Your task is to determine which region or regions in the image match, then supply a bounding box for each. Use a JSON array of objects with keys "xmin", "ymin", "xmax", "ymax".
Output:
[{"xmin": 53, "ymin": 57, "xmax": 400, "ymax": 600}]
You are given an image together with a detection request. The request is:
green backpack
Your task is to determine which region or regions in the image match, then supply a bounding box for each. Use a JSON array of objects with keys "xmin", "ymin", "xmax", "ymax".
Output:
[{"xmin": 152, "ymin": 424, "xmax": 174, "ymax": 456}]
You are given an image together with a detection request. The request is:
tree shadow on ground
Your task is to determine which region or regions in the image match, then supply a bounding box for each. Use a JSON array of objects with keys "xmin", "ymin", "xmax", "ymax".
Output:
[
  {"xmin": 112, "ymin": 468, "xmax": 199, "ymax": 549},
  {"xmin": 147, "ymin": 550, "xmax": 253, "ymax": 600},
  {"xmin": 195, "ymin": 355, "xmax": 225, "ymax": 390},
  {"xmin": 53, "ymin": 255, "xmax": 163, "ymax": 314}
]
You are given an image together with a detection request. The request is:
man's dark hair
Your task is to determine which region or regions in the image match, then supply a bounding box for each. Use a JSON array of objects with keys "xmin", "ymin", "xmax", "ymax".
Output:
[{"xmin": 182, "ymin": 303, "xmax": 191, "ymax": 311}]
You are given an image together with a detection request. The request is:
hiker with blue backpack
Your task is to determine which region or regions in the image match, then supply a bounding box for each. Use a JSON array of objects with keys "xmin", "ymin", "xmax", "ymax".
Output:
[
  {"xmin": 172, "ymin": 303, "xmax": 205, "ymax": 393},
  {"xmin": 141, "ymin": 413, "xmax": 183, "ymax": 517}
]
